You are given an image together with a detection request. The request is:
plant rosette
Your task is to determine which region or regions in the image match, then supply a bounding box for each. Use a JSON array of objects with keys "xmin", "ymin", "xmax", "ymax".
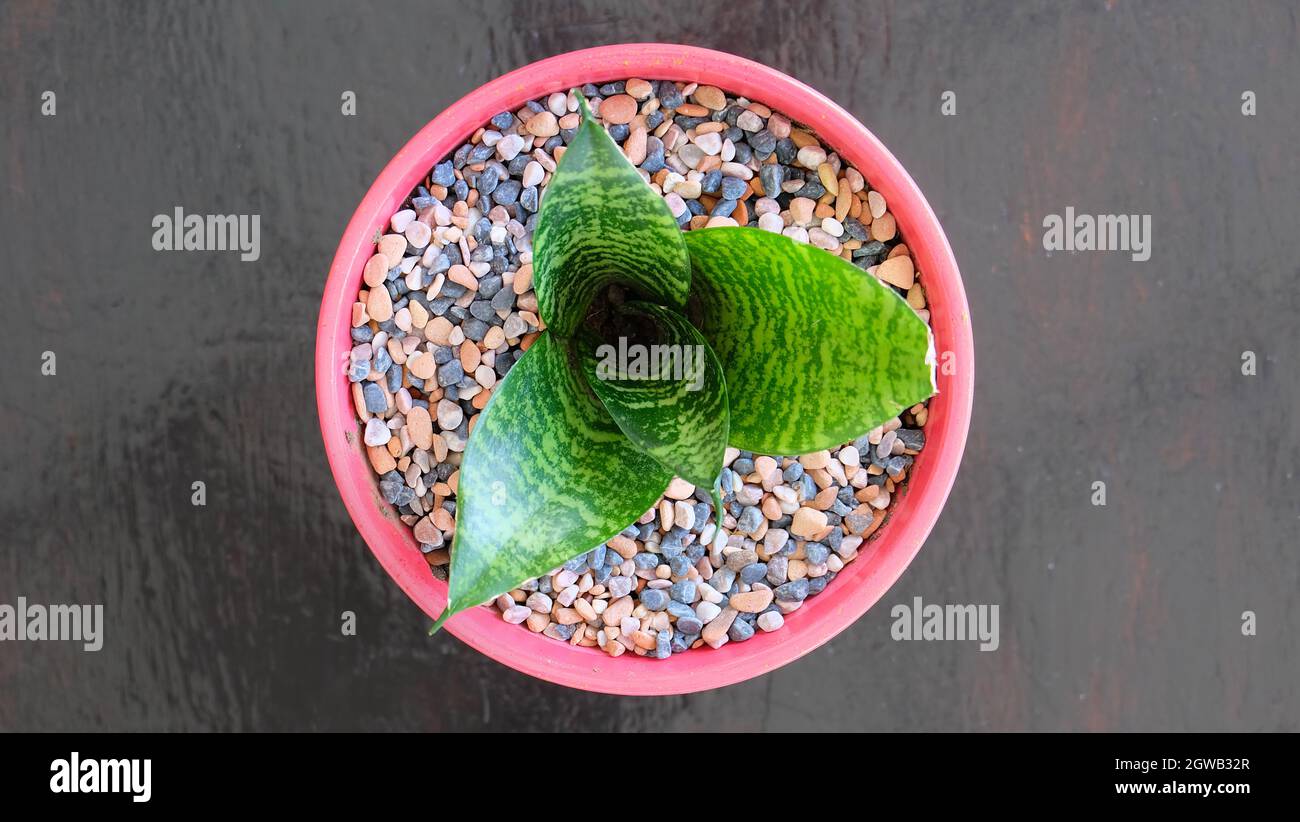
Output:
[{"xmin": 317, "ymin": 45, "xmax": 973, "ymax": 695}]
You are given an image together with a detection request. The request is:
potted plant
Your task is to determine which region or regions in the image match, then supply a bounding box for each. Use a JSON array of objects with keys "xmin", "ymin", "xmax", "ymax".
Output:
[{"xmin": 316, "ymin": 44, "xmax": 973, "ymax": 694}]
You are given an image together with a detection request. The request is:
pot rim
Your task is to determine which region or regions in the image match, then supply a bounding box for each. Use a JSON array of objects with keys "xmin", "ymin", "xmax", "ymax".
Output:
[{"xmin": 316, "ymin": 43, "xmax": 974, "ymax": 695}]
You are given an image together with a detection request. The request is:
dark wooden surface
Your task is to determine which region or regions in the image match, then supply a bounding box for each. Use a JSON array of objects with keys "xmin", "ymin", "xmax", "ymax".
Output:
[{"xmin": 1, "ymin": 0, "xmax": 1296, "ymax": 731}]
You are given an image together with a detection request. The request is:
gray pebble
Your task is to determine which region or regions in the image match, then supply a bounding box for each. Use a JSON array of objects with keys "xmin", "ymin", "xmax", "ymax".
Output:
[
  {"xmin": 728, "ymin": 619, "xmax": 755, "ymax": 642},
  {"xmin": 436, "ymin": 360, "xmax": 464, "ymax": 387},
  {"xmin": 493, "ymin": 179, "xmax": 521, "ymax": 205},
  {"xmin": 720, "ymin": 176, "xmax": 747, "ymax": 199},
  {"xmin": 805, "ymin": 543, "xmax": 830, "ymax": 565},
  {"xmin": 641, "ymin": 588, "xmax": 669, "ymax": 611},
  {"xmin": 606, "ymin": 575, "xmax": 632, "ymax": 599},
  {"xmin": 677, "ymin": 616, "xmax": 703, "ymax": 635},
  {"xmin": 431, "ymin": 161, "xmax": 455, "ymax": 186},
  {"xmin": 739, "ymin": 563, "xmax": 768, "ymax": 585},
  {"xmin": 633, "ymin": 552, "xmax": 660, "ymax": 570},
  {"xmin": 775, "ymin": 579, "xmax": 809, "ymax": 603},
  {"xmin": 760, "ymin": 164, "xmax": 784, "ymax": 198},
  {"xmin": 670, "ymin": 579, "xmax": 697, "ymax": 603},
  {"xmin": 348, "ymin": 358, "xmax": 370, "ymax": 382},
  {"xmin": 766, "ymin": 556, "xmax": 789, "ymax": 586},
  {"xmin": 362, "ymin": 383, "xmax": 386, "ymax": 413},
  {"xmin": 736, "ymin": 506, "xmax": 763, "ymax": 534}
]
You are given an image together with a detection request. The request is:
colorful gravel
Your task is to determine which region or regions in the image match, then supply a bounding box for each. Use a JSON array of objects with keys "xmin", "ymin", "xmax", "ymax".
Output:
[{"xmin": 346, "ymin": 79, "xmax": 932, "ymax": 656}]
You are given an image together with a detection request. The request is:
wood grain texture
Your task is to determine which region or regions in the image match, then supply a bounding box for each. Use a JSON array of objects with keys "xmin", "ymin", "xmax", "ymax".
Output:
[{"xmin": 0, "ymin": 0, "xmax": 1296, "ymax": 730}]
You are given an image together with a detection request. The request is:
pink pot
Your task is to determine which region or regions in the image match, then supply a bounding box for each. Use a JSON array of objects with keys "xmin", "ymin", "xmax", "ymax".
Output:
[{"xmin": 316, "ymin": 44, "xmax": 973, "ymax": 695}]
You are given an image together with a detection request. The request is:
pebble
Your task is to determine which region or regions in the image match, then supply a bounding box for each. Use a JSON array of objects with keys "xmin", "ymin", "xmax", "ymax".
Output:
[
  {"xmin": 601, "ymin": 94, "xmax": 637, "ymax": 124},
  {"xmin": 641, "ymin": 588, "xmax": 669, "ymax": 611},
  {"xmin": 789, "ymin": 197, "xmax": 815, "ymax": 225},
  {"xmin": 701, "ymin": 608, "xmax": 738, "ymax": 648},
  {"xmin": 692, "ymin": 85, "xmax": 726, "ymax": 110},
  {"xmin": 796, "ymin": 145, "xmax": 827, "ymax": 170},
  {"xmin": 775, "ymin": 579, "xmax": 809, "ymax": 603},
  {"xmin": 696, "ymin": 601, "xmax": 722, "ymax": 624},
  {"xmin": 878, "ymin": 255, "xmax": 916, "ymax": 290},
  {"xmin": 502, "ymin": 605, "xmax": 531, "ymax": 625},
  {"xmin": 406, "ymin": 405, "xmax": 434, "ymax": 449},
  {"xmin": 728, "ymin": 619, "xmax": 755, "ymax": 642},
  {"xmin": 664, "ymin": 478, "xmax": 695, "ymax": 499},
  {"xmin": 791, "ymin": 507, "xmax": 828, "ymax": 538},
  {"xmin": 736, "ymin": 110, "xmax": 764, "ymax": 132},
  {"xmin": 363, "ymin": 417, "xmax": 390, "ymax": 446},
  {"xmin": 526, "ymin": 111, "xmax": 559, "ymax": 137},
  {"xmin": 729, "ymin": 587, "xmax": 773, "ymax": 613},
  {"xmin": 626, "ymin": 78, "xmax": 653, "ymax": 100},
  {"xmin": 694, "ymin": 131, "xmax": 723, "ymax": 156},
  {"xmin": 362, "ymin": 383, "xmax": 386, "ymax": 414},
  {"xmin": 350, "ymin": 77, "xmax": 932, "ymax": 656},
  {"xmin": 670, "ymin": 579, "xmax": 697, "ymax": 604}
]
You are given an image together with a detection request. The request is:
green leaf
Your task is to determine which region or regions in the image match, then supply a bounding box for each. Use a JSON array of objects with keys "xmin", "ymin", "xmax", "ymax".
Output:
[
  {"xmin": 533, "ymin": 94, "xmax": 691, "ymax": 337},
  {"xmin": 684, "ymin": 227, "xmax": 935, "ymax": 454},
  {"xmin": 578, "ymin": 301, "xmax": 729, "ymax": 491},
  {"xmin": 432, "ymin": 331, "xmax": 672, "ymax": 632}
]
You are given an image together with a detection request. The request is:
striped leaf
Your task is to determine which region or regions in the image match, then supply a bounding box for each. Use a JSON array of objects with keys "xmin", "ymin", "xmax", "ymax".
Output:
[
  {"xmin": 578, "ymin": 301, "xmax": 729, "ymax": 490},
  {"xmin": 685, "ymin": 227, "xmax": 935, "ymax": 454},
  {"xmin": 431, "ymin": 331, "xmax": 672, "ymax": 632},
  {"xmin": 533, "ymin": 95, "xmax": 691, "ymax": 337}
]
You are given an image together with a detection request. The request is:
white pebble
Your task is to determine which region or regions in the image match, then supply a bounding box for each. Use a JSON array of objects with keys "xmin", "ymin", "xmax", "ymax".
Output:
[
  {"xmin": 694, "ymin": 131, "xmax": 723, "ymax": 156},
  {"xmin": 555, "ymin": 569, "xmax": 578, "ymax": 589},
  {"xmin": 496, "ymin": 134, "xmax": 526, "ymax": 161},
  {"xmin": 797, "ymin": 145, "xmax": 827, "ymax": 170},
  {"xmin": 390, "ymin": 209, "xmax": 416, "ymax": 233},
  {"xmin": 736, "ymin": 110, "xmax": 764, "ymax": 131},
  {"xmin": 782, "ymin": 226, "xmax": 809, "ymax": 244},
  {"xmin": 363, "ymin": 418, "xmax": 391, "ymax": 446},
  {"xmin": 673, "ymin": 500, "xmax": 696, "ymax": 531},
  {"xmin": 758, "ymin": 212, "xmax": 784, "ymax": 233},
  {"xmin": 526, "ymin": 592, "xmax": 552, "ymax": 612},
  {"xmin": 720, "ymin": 161, "xmax": 753, "ymax": 180},
  {"xmin": 808, "ymin": 227, "xmax": 839, "ymax": 251},
  {"xmin": 502, "ymin": 605, "xmax": 531, "ymax": 624},
  {"xmin": 522, "ymin": 160, "xmax": 544, "ymax": 188},
  {"xmin": 697, "ymin": 583, "xmax": 723, "ymax": 605}
]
